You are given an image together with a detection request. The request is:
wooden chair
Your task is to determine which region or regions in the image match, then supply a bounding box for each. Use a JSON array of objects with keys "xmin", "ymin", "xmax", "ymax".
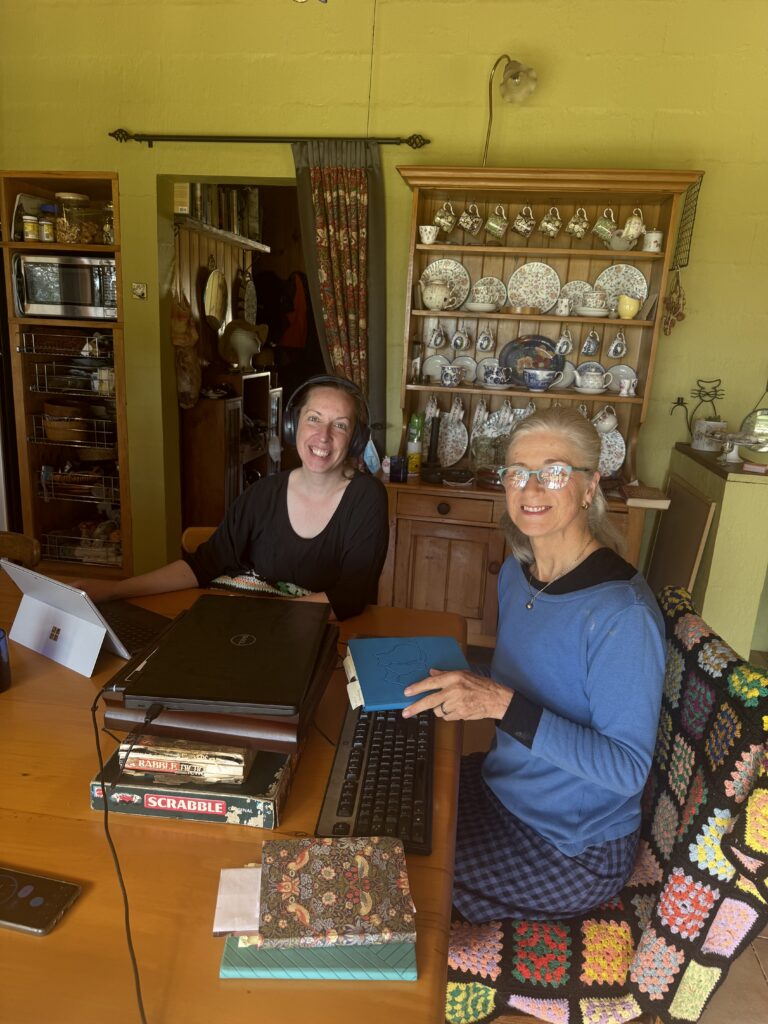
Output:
[
  {"xmin": 180, "ymin": 526, "xmax": 215, "ymax": 555},
  {"xmin": 0, "ymin": 531, "xmax": 40, "ymax": 568},
  {"xmin": 446, "ymin": 586, "xmax": 768, "ymax": 1024}
]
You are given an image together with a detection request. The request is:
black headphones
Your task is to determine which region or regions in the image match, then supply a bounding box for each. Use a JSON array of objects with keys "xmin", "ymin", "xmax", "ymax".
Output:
[{"xmin": 283, "ymin": 375, "xmax": 371, "ymax": 459}]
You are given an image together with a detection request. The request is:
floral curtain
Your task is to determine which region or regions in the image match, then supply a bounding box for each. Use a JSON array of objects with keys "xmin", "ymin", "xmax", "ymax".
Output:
[{"xmin": 292, "ymin": 140, "xmax": 386, "ymax": 451}]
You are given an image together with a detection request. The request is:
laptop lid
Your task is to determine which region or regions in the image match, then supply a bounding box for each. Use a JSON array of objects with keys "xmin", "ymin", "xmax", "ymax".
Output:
[
  {"xmin": 1, "ymin": 558, "xmax": 130, "ymax": 675},
  {"xmin": 122, "ymin": 594, "xmax": 330, "ymax": 716}
]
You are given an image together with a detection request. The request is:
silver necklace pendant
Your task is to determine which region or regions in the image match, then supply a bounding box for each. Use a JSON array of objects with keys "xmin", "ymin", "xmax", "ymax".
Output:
[{"xmin": 525, "ymin": 598, "xmax": 535, "ymax": 610}]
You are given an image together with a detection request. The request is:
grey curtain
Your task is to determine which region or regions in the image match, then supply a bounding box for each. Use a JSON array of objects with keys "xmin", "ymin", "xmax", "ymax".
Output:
[{"xmin": 292, "ymin": 139, "xmax": 386, "ymax": 454}]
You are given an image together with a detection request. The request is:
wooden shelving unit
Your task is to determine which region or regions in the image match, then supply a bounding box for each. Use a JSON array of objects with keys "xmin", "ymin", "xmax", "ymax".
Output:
[
  {"xmin": 0, "ymin": 170, "xmax": 132, "ymax": 576},
  {"xmin": 378, "ymin": 165, "xmax": 702, "ymax": 644}
]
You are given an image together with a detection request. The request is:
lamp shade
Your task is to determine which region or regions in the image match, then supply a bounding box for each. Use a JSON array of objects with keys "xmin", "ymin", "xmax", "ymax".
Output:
[{"xmin": 499, "ymin": 60, "xmax": 538, "ymax": 104}]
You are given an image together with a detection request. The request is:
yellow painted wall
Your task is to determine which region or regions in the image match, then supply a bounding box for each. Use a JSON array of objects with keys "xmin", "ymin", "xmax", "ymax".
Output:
[{"xmin": 1, "ymin": 0, "xmax": 766, "ymax": 644}]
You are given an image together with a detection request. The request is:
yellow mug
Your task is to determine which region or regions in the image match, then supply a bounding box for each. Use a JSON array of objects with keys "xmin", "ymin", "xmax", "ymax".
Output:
[{"xmin": 617, "ymin": 294, "xmax": 641, "ymax": 320}]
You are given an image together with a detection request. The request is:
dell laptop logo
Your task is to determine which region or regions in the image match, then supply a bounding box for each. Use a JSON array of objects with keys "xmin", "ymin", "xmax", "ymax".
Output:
[{"xmin": 230, "ymin": 633, "xmax": 256, "ymax": 647}]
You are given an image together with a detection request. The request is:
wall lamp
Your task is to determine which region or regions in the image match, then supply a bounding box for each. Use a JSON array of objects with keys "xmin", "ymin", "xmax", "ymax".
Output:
[{"xmin": 482, "ymin": 54, "xmax": 538, "ymax": 166}]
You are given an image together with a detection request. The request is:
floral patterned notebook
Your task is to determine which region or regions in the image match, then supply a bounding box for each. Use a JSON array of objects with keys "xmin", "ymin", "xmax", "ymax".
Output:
[{"xmin": 255, "ymin": 836, "xmax": 416, "ymax": 948}]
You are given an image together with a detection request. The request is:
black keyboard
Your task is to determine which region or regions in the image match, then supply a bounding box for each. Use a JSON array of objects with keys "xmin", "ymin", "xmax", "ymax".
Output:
[
  {"xmin": 100, "ymin": 601, "xmax": 172, "ymax": 656},
  {"xmin": 315, "ymin": 704, "xmax": 434, "ymax": 855}
]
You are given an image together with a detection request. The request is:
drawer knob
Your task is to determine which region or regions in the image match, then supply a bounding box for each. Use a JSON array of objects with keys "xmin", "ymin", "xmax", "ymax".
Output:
[
  {"xmin": 436, "ymin": 502, "xmax": 451, "ymax": 515},
  {"xmin": 488, "ymin": 560, "xmax": 501, "ymax": 576}
]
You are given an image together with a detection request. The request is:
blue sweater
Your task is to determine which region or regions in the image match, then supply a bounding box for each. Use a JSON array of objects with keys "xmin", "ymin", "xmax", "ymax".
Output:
[{"xmin": 482, "ymin": 557, "xmax": 665, "ymax": 856}]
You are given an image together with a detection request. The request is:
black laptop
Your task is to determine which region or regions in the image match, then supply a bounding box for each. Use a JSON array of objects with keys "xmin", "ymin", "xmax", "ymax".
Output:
[{"xmin": 122, "ymin": 594, "xmax": 331, "ymax": 716}]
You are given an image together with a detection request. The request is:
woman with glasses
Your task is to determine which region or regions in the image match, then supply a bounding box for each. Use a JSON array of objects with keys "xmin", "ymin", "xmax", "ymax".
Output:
[{"xmin": 403, "ymin": 406, "xmax": 665, "ymax": 920}]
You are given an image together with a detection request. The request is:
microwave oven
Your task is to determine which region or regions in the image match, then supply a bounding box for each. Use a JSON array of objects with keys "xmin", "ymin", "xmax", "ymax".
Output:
[{"xmin": 13, "ymin": 254, "xmax": 118, "ymax": 320}]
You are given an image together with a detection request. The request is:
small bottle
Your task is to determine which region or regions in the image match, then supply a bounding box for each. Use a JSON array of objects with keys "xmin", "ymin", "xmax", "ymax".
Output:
[
  {"xmin": 406, "ymin": 412, "xmax": 424, "ymax": 477},
  {"xmin": 22, "ymin": 215, "xmax": 39, "ymax": 241}
]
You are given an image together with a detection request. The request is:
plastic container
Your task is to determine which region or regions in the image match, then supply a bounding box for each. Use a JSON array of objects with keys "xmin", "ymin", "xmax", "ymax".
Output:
[
  {"xmin": 22, "ymin": 215, "xmax": 39, "ymax": 241},
  {"xmin": 54, "ymin": 192, "xmax": 89, "ymax": 243}
]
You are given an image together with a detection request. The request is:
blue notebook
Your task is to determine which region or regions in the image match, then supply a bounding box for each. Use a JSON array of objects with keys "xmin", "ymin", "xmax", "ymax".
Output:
[
  {"xmin": 343, "ymin": 635, "xmax": 469, "ymax": 712},
  {"xmin": 220, "ymin": 935, "xmax": 417, "ymax": 980}
]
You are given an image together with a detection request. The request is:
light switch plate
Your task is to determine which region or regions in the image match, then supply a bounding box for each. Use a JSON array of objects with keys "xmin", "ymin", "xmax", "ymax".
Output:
[{"xmin": 131, "ymin": 282, "xmax": 148, "ymax": 300}]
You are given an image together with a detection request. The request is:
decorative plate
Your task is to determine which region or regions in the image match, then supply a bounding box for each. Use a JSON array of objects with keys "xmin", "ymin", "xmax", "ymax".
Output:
[
  {"xmin": 453, "ymin": 355, "xmax": 478, "ymax": 382},
  {"xmin": 606, "ymin": 363, "xmax": 638, "ymax": 393},
  {"xmin": 498, "ymin": 335, "xmax": 564, "ymax": 387},
  {"xmin": 476, "ymin": 357, "xmax": 500, "ymax": 379},
  {"xmin": 422, "ymin": 354, "xmax": 451, "ymax": 380},
  {"xmin": 561, "ymin": 280, "xmax": 592, "ymax": 306},
  {"xmin": 594, "ymin": 264, "xmax": 648, "ymax": 304},
  {"xmin": 506, "ymin": 263, "xmax": 561, "ymax": 312},
  {"xmin": 560, "ymin": 360, "xmax": 577, "ymax": 389},
  {"xmin": 599, "ymin": 429, "xmax": 626, "ymax": 476},
  {"xmin": 420, "ymin": 259, "xmax": 471, "ymax": 310},
  {"xmin": 469, "ymin": 276, "xmax": 507, "ymax": 308},
  {"xmin": 438, "ymin": 418, "xmax": 469, "ymax": 467},
  {"xmin": 577, "ymin": 361, "xmax": 607, "ymax": 375}
]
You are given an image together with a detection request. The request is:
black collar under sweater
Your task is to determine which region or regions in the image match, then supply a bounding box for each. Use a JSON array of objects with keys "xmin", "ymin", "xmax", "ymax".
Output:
[{"xmin": 522, "ymin": 546, "xmax": 636, "ymax": 595}]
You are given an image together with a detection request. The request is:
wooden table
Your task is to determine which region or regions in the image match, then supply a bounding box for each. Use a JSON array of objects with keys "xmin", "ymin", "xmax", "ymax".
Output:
[{"xmin": 0, "ymin": 580, "xmax": 465, "ymax": 1024}]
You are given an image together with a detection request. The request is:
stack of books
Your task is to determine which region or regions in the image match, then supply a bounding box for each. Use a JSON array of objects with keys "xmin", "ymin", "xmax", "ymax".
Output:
[
  {"xmin": 216, "ymin": 836, "xmax": 418, "ymax": 980},
  {"xmin": 89, "ymin": 595, "xmax": 338, "ymax": 830}
]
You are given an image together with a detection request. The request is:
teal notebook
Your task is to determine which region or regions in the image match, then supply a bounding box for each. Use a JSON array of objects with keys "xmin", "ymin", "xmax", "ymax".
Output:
[
  {"xmin": 220, "ymin": 936, "xmax": 417, "ymax": 980},
  {"xmin": 344, "ymin": 635, "xmax": 469, "ymax": 711}
]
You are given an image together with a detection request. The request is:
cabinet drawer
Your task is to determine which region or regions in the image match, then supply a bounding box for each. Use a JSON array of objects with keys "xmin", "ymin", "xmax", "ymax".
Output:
[{"xmin": 396, "ymin": 492, "xmax": 497, "ymax": 523}]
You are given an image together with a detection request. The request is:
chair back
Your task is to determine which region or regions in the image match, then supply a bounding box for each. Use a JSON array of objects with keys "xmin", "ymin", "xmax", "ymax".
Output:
[
  {"xmin": 0, "ymin": 532, "xmax": 41, "ymax": 568},
  {"xmin": 180, "ymin": 526, "xmax": 215, "ymax": 555}
]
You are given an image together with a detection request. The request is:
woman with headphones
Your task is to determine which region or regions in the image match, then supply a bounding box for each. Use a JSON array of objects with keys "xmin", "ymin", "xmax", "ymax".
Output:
[{"xmin": 77, "ymin": 376, "xmax": 388, "ymax": 621}]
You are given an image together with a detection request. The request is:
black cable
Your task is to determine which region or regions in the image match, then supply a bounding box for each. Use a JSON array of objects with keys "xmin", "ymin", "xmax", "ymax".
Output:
[{"xmin": 90, "ymin": 691, "xmax": 163, "ymax": 1024}]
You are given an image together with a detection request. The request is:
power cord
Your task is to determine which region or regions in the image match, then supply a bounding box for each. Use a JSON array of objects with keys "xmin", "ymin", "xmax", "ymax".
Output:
[{"xmin": 91, "ymin": 689, "xmax": 163, "ymax": 1024}]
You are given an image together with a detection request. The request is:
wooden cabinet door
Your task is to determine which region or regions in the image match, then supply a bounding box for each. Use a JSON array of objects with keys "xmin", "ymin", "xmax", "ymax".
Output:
[
  {"xmin": 181, "ymin": 397, "xmax": 241, "ymax": 527},
  {"xmin": 393, "ymin": 519, "xmax": 504, "ymax": 646}
]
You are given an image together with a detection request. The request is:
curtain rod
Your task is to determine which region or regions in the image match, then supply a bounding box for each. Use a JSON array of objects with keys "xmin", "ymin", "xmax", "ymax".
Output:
[{"xmin": 108, "ymin": 128, "xmax": 430, "ymax": 149}]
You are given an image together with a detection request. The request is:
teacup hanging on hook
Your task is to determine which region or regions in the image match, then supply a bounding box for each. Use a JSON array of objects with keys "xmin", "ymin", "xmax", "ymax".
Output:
[
  {"xmin": 607, "ymin": 330, "xmax": 627, "ymax": 359},
  {"xmin": 621, "ymin": 208, "xmax": 646, "ymax": 241},
  {"xmin": 580, "ymin": 330, "xmax": 601, "ymax": 356},
  {"xmin": 555, "ymin": 328, "xmax": 573, "ymax": 355},
  {"xmin": 429, "ymin": 324, "xmax": 447, "ymax": 348}
]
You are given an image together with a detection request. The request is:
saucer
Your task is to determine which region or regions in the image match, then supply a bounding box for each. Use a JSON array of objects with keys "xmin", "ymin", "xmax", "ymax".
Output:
[
  {"xmin": 465, "ymin": 302, "xmax": 498, "ymax": 313},
  {"xmin": 574, "ymin": 306, "xmax": 609, "ymax": 317},
  {"xmin": 482, "ymin": 380, "xmax": 511, "ymax": 390},
  {"xmin": 574, "ymin": 384, "xmax": 610, "ymax": 395}
]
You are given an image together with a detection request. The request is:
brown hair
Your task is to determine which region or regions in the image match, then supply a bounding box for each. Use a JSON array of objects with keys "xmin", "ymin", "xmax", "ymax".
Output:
[{"xmin": 499, "ymin": 406, "xmax": 626, "ymax": 562}]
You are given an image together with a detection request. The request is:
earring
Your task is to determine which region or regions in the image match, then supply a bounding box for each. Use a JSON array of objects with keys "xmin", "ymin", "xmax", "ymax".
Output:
[{"xmin": 582, "ymin": 501, "xmax": 590, "ymax": 510}]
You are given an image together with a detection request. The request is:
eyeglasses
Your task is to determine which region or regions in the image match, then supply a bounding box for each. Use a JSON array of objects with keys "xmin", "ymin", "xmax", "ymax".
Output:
[{"xmin": 498, "ymin": 463, "xmax": 592, "ymax": 490}]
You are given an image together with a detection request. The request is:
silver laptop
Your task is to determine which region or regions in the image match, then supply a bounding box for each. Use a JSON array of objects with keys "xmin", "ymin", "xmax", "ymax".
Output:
[{"xmin": 1, "ymin": 559, "xmax": 166, "ymax": 677}]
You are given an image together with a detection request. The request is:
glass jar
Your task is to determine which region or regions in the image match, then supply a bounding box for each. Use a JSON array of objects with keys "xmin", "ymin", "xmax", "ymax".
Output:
[
  {"xmin": 22, "ymin": 215, "xmax": 39, "ymax": 241},
  {"xmin": 54, "ymin": 192, "xmax": 89, "ymax": 243},
  {"xmin": 38, "ymin": 216, "xmax": 55, "ymax": 242},
  {"xmin": 102, "ymin": 202, "xmax": 114, "ymax": 245}
]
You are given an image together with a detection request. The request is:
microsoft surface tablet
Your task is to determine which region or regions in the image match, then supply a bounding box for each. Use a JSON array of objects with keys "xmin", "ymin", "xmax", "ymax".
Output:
[{"xmin": 0, "ymin": 559, "xmax": 168, "ymax": 676}]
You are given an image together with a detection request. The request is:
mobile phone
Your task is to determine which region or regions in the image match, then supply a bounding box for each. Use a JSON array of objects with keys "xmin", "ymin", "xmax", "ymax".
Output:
[{"xmin": 0, "ymin": 867, "xmax": 81, "ymax": 936}]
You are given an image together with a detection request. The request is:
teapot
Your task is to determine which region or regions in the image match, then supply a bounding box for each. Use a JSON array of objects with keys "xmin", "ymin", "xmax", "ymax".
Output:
[
  {"xmin": 420, "ymin": 278, "xmax": 452, "ymax": 311},
  {"xmin": 574, "ymin": 367, "xmax": 613, "ymax": 391}
]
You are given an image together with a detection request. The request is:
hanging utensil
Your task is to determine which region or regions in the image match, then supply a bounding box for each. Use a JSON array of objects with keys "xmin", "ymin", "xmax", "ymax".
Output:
[{"xmin": 203, "ymin": 265, "xmax": 228, "ymax": 330}]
